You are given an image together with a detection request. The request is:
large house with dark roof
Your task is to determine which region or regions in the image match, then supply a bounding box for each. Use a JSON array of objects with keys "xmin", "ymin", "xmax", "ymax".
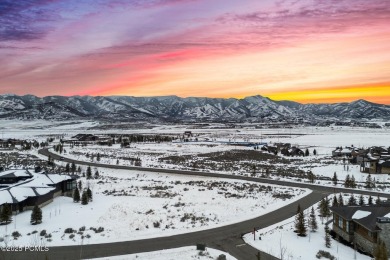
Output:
[
  {"xmin": 330, "ymin": 205, "xmax": 390, "ymax": 256},
  {"xmin": 0, "ymin": 169, "xmax": 77, "ymax": 213}
]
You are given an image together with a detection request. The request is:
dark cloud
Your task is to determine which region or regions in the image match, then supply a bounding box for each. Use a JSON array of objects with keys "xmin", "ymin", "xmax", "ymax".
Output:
[{"xmin": 0, "ymin": 0, "xmax": 60, "ymax": 41}]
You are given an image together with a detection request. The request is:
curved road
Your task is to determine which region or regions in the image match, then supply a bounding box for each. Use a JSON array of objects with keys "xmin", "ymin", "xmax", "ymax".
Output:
[{"xmin": 2, "ymin": 149, "xmax": 389, "ymax": 260}]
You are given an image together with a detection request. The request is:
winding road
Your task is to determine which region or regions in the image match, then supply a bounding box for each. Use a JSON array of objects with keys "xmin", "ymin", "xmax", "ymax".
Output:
[{"xmin": 2, "ymin": 148, "xmax": 389, "ymax": 260}]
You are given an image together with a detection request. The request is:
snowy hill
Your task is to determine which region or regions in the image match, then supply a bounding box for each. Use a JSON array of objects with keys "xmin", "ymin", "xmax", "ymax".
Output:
[{"xmin": 0, "ymin": 94, "xmax": 389, "ymax": 121}]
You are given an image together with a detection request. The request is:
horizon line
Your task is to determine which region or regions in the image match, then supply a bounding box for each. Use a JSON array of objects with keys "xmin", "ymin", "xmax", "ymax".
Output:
[{"xmin": 0, "ymin": 93, "xmax": 387, "ymax": 106}]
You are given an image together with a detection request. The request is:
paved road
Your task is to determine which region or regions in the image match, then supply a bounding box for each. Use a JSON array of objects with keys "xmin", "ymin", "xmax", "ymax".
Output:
[
  {"xmin": 2, "ymin": 191, "xmax": 325, "ymax": 260},
  {"xmin": 2, "ymin": 149, "xmax": 387, "ymax": 260},
  {"xmin": 40, "ymin": 148, "xmax": 390, "ymax": 198}
]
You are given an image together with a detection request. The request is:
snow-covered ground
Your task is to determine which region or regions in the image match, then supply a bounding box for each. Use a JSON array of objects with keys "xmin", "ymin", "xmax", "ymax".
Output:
[
  {"xmin": 1, "ymin": 121, "xmax": 390, "ymax": 252},
  {"xmin": 243, "ymin": 193, "xmax": 386, "ymax": 260},
  {"xmin": 48, "ymin": 126, "xmax": 390, "ymax": 193},
  {"xmin": 89, "ymin": 246, "xmax": 237, "ymax": 260},
  {"xmin": 0, "ymin": 168, "xmax": 309, "ymax": 247}
]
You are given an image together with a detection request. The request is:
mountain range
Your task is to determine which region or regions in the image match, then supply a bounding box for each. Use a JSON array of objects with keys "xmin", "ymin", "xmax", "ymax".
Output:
[{"xmin": 0, "ymin": 94, "xmax": 389, "ymax": 122}]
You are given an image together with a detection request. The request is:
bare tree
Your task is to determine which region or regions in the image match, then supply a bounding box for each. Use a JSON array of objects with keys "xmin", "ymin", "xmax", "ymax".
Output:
[{"xmin": 279, "ymin": 234, "xmax": 287, "ymax": 260}]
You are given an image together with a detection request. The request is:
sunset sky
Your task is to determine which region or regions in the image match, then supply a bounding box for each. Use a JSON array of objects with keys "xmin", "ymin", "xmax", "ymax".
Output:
[{"xmin": 0, "ymin": 0, "xmax": 389, "ymax": 104}]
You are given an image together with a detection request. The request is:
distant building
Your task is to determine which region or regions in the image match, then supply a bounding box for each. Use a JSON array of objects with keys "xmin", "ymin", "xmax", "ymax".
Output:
[
  {"xmin": 330, "ymin": 205, "xmax": 390, "ymax": 256},
  {"xmin": 331, "ymin": 145, "xmax": 390, "ymax": 174},
  {"xmin": 0, "ymin": 169, "xmax": 77, "ymax": 213},
  {"xmin": 332, "ymin": 147, "xmax": 354, "ymax": 158},
  {"xmin": 378, "ymin": 160, "xmax": 390, "ymax": 174},
  {"xmin": 184, "ymin": 131, "xmax": 193, "ymax": 137}
]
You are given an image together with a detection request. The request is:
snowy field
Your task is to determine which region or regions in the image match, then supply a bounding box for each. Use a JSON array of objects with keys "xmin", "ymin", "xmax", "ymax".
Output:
[
  {"xmin": 44, "ymin": 123, "xmax": 390, "ymax": 193},
  {"xmin": 243, "ymin": 193, "xmax": 387, "ymax": 260},
  {"xmin": 1, "ymin": 120, "xmax": 390, "ymax": 251},
  {"xmin": 0, "ymin": 168, "xmax": 309, "ymax": 247},
  {"xmin": 89, "ymin": 246, "xmax": 237, "ymax": 260}
]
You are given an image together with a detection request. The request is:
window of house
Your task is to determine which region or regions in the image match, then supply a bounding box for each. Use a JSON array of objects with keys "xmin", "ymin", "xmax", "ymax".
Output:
[
  {"xmin": 339, "ymin": 218, "xmax": 343, "ymax": 228},
  {"xmin": 346, "ymin": 221, "xmax": 349, "ymax": 233}
]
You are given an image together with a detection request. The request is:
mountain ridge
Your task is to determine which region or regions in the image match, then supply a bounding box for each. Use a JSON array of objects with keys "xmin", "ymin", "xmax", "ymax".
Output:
[{"xmin": 0, "ymin": 94, "xmax": 389, "ymax": 121}]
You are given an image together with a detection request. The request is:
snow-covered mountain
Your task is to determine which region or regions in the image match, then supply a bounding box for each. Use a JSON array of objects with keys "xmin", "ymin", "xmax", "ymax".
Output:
[{"xmin": 0, "ymin": 94, "xmax": 389, "ymax": 121}]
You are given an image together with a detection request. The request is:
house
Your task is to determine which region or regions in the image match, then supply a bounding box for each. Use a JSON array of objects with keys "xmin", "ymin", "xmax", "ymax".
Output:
[
  {"xmin": 0, "ymin": 169, "xmax": 77, "ymax": 213},
  {"xmin": 0, "ymin": 138, "xmax": 24, "ymax": 148},
  {"xmin": 332, "ymin": 147, "xmax": 354, "ymax": 158},
  {"xmin": 378, "ymin": 160, "xmax": 390, "ymax": 174},
  {"xmin": 330, "ymin": 205, "xmax": 390, "ymax": 256},
  {"xmin": 280, "ymin": 146, "xmax": 304, "ymax": 156},
  {"xmin": 0, "ymin": 169, "xmax": 33, "ymax": 184},
  {"xmin": 360, "ymin": 155, "xmax": 380, "ymax": 174},
  {"xmin": 64, "ymin": 134, "xmax": 112, "ymax": 145},
  {"xmin": 184, "ymin": 131, "xmax": 193, "ymax": 137},
  {"xmin": 262, "ymin": 145, "xmax": 278, "ymax": 154}
]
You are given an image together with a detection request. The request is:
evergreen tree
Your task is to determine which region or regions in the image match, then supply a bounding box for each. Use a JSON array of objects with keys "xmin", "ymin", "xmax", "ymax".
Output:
[
  {"xmin": 86, "ymin": 166, "xmax": 92, "ymax": 179},
  {"xmin": 332, "ymin": 172, "xmax": 338, "ymax": 186},
  {"xmin": 365, "ymin": 174, "xmax": 373, "ymax": 189},
  {"xmin": 325, "ymin": 225, "xmax": 331, "ymax": 248},
  {"xmin": 348, "ymin": 194, "xmax": 357, "ymax": 206},
  {"xmin": 313, "ymin": 149, "xmax": 317, "ymax": 156},
  {"xmin": 305, "ymin": 148, "xmax": 309, "ymax": 157},
  {"xmin": 294, "ymin": 204, "xmax": 302, "ymax": 232},
  {"xmin": 320, "ymin": 198, "xmax": 331, "ymax": 218},
  {"xmin": 65, "ymin": 163, "xmax": 70, "ymax": 173},
  {"xmin": 297, "ymin": 209, "xmax": 307, "ymax": 236},
  {"xmin": 0, "ymin": 203, "xmax": 12, "ymax": 224},
  {"xmin": 73, "ymin": 187, "xmax": 80, "ymax": 203},
  {"xmin": 86, "ymin": 187, "xmax": 93, "ymax": 202},
  {"xmin": 308, "ymin": 171, "xmax": 315, "ymax": 183},
  {"xmin": 96, "ymin": 153, "xmax": 100, "ymax": 162},
  {"xmin": 344, "ymin": 174, "xmax": 351, "ymax": 188},
  {"xmin": 81, "ymin": 191, "xmax": 89, "ymax": 205},
  {"xmin": 77, "ymin": 166, "xmax": 82, "ymax": 174},
  {"xmin": 359, "ymin": 194, "xmax": 365, "ymax": 206},
  {"xmin": 30, "ymin": 205, "xmax": 42, "ymax": 225},
  {"xmin": 338, "ymin": 193, "xmax": 344, "ymax": 206},
  {"xmin": 332, "ymin": 196, "xmax": 339, "ymax": 207},
  {"xmin": 94, "ymin": 170, "xmax": 99, "ymax": 179},
  {"xmin": 376, "ymin": 195, "xmax": 381, "ymax": 205},
  {"xmin": 309, "ymin": 207, "xmax": 318, "ymax": 232},
  {"xmin": 368, "ymin": 195, "xmax": 374, "ymax": 205},
  {"xmin": 71, "ymin": 162, "xmax": 76, "ymax": 173},
  {"xmin": 350, "ymin": 175, "xmax": 357, "ymax": 188}
]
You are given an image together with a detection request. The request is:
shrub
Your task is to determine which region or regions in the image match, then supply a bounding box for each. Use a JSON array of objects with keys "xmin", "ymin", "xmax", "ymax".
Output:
[
  {"xmin": 90, "ymin": 227, "xmax": 104, "ymax": 233},
  {"xmin": 316, "ymin": 250, "xmax": 336, "ymax": 260},
  {"xmin": 69, "ymin": 234, "xmax": 75, "ymax": 239},
  {"xmin": 12, "ymin": 231, "xmax": 21, "ymax": 238},
  {"xmin": 153, "ymin": 221, "xmax": 161, "ymax": 228},
  {"xmin": 218, "ymin": 255, "xmax": 227, "ymax": 260},
  {"xmin": 79, "ymin": 226, "xmax": 86, "ymax": 232},
  {"xmin": 64, "ymin": 228, "xmax": 74, "ymax": 234},
  {"xmin": 31, "ymin": 230, "xmax": 38, "ymax": 234},
  {"xmin": 40, "ymin": 230, "xmax": 47, "ymax": 237},
  {"xmin": 196, "ymin": 243, "xmax": 206, "ymax": 251}
]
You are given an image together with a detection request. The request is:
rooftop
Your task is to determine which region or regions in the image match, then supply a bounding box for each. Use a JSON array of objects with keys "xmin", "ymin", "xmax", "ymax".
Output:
[
  {"xmin": 330, "ymin": 205, "xmax": 390, "ymax": 231},
  {"xmin": 0, "ymin": 169, "xmax": 73, "ymax": 205}
]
